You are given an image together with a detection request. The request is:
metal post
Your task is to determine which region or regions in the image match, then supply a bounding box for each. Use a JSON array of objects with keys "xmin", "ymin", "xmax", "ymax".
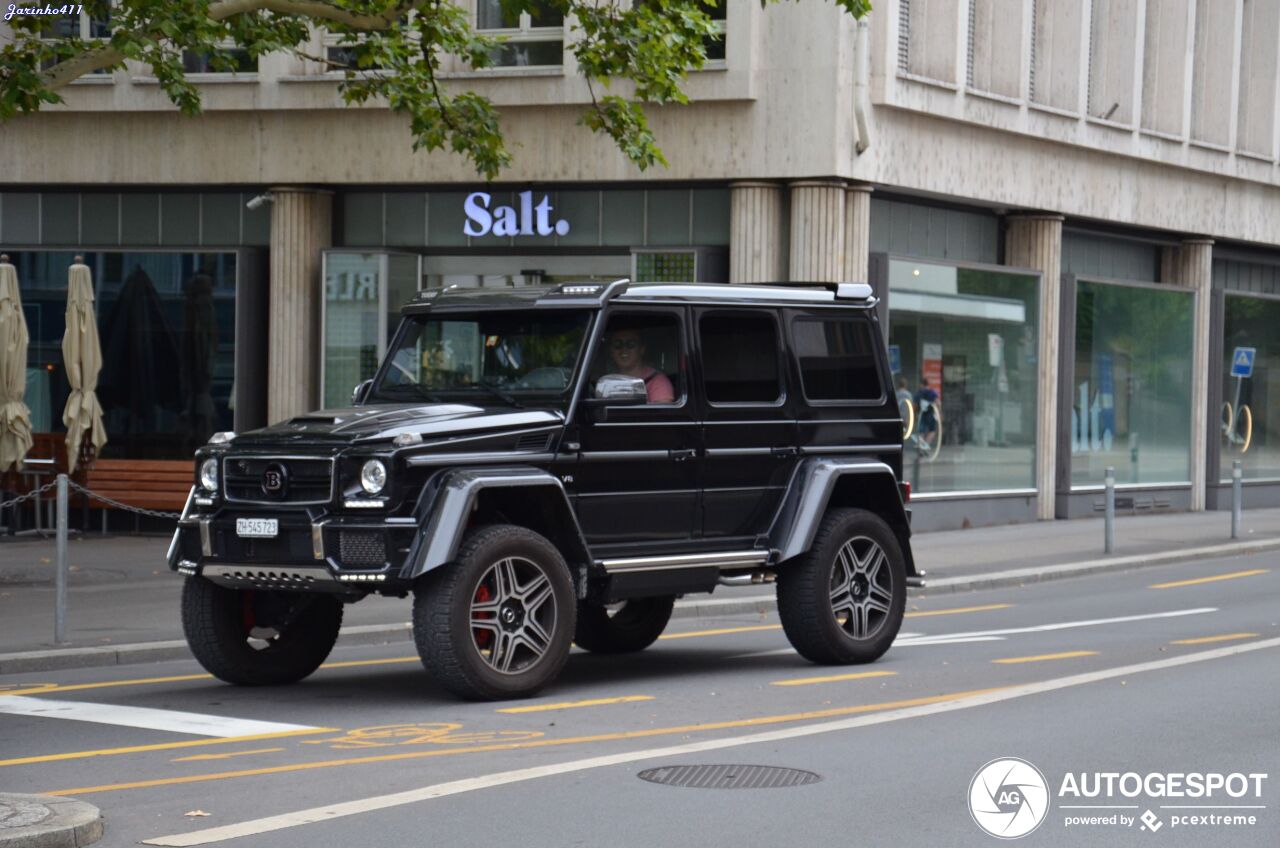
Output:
[
  {"xmin": 1104, "ymin": 466, "xmax": 1115, "ymax": 554},
  {"xmin": 1232, "ymin": 461, "xmax": 1243, "ymax": 540},
  {"xmin": 55, "ymin": 473, "xmax": 68, "ymax": 645}
]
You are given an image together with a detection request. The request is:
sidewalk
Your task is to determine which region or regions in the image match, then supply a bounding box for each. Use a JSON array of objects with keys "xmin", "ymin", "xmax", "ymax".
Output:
[{"xmin": 1, "ymin": 507, "xmax": 1277, "ymax": 670}]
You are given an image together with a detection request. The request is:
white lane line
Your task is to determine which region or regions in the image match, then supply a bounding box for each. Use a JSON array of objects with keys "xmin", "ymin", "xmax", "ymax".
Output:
[
  {"xmin": 888, "ymin": 606, "xmax": 1218, "ymax": 643},
  {"xmin": 144, "ymin": 635, "xmax": 1280, "ymax": 847},
  {"xmin": 0, "ymin": 696, "xmax": 318, "ymax": 738}
]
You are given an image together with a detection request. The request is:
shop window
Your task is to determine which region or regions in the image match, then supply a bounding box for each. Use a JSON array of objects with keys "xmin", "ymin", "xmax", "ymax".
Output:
[
  {"xmin": 10, "ymin": 250, "xmax": 238, "ymax": 457},
  {"xmin": 700, "ymin": 312, "xmax": 781, "ymax": 404},
  {"xmin": 476, "ymin": 0, "xmax": 564, "ymax": 68},
  {"xmin": 793, "ymin": 317, "xmax": 883, "ymax": 402},
  {"xmin": 1221, "ymin": 295, "xmax": 1280, "ymax": 481},
  {"xmin": 887, "ymin": 259, "xmax": 1039, "ymax": 494},
  {"xmin": 1070, "ymin": 280, "xmax": 1193, "ymax": 486},
  {"xmin": 633, "ymin": 251, "xmax": 695, "ymax": 283}
]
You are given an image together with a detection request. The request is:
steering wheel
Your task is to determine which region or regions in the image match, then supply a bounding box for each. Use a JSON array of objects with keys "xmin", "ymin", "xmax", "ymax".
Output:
[{"xmin": 512, "ymin": 367, "xmax": 571, "ymax": 390}]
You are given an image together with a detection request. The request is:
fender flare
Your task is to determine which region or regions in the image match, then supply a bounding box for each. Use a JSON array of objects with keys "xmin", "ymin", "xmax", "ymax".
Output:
[
  {"xmin": 767, "ymin": 456, "xmax": 917, "ymax": 575},
  {"xmin": 401, "ymin": 466, "xmax": 590, "ymax": 580}
]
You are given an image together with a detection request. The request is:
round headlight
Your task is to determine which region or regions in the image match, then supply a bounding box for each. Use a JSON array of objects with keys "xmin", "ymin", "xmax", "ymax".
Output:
[
  {"xmin": 360, "ymin": 459, "xmax": 387, "ymax": 495},
  {"xmin": 199, "ymin": 458, "xmax": 219, "ymax": 492}
]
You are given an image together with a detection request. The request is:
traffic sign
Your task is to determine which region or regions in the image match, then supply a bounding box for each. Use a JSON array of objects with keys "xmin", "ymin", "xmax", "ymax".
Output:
[{"xmin": 1230, "ymin": 347, "xmax": 1256, "ymax": 378}]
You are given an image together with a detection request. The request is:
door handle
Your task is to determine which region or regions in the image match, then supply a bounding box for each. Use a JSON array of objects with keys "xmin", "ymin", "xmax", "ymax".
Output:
[
  {"xmin": 771, "ymin": 446, "xmax": 799, "ymax": 458},
  {"xmin": 668, "ymin": 448, "xmax": 697, "ymax": 462}
]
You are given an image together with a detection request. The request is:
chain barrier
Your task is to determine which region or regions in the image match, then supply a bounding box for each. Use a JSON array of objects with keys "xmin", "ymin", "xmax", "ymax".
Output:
[
  {"xmin": 0, "ymin": 478, "xmax": 181, "ymax": 520},
  {"xmin": 65, "ymin": 480, "xmax": 183, "ymax": 520},
  {"xmin": 0, "ymin": 479, "xmax": 60, "ymax": 511}
]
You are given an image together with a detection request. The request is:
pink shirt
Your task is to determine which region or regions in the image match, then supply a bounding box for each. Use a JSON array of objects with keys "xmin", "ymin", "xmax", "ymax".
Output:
[{"xmin": 642, "ymin": 368, "xmax": 676, "ymax": 403}]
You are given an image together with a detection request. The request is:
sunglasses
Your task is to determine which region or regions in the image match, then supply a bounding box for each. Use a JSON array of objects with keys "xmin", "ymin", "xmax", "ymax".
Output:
[{"xmin": 609, "ymin": 339, "xmax": 641, "ymax": 351}]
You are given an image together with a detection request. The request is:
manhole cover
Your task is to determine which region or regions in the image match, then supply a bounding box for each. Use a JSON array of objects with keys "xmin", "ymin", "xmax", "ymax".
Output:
[
  {"xmin": 0, "ymin": 798, "xmax": 53, "ymax": 829},
  {"xmin": 637, "ymin": 764, "xmax": 821, "ymax": 789}
]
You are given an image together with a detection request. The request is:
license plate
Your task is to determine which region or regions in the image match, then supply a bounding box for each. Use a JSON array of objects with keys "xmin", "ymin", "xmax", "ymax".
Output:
[{"xmin": 236, "ymin": 518, "xmax": 279, "ymax": 539}]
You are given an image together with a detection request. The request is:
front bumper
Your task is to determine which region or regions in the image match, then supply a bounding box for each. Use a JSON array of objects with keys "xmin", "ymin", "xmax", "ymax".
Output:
[{"xmin": 169, "ymin": 500, "xmax": 420, "ymax": 592}]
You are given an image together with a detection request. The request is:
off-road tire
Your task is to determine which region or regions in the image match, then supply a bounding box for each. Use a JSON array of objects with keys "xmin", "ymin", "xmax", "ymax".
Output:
[
  {"xmin": 413, "ymin": 524, "xmax": 576, "ymax": 701},
  {"xmin": 181, "ymin": 578, "xmax": 343, "ymax": 686},
  {"xmin": 776, "ymin": 508, "xmax": 906, "ymax": 665},
  {"xmin": 574, "ymin": 596, "xmax": 676, "ymax": 654}
]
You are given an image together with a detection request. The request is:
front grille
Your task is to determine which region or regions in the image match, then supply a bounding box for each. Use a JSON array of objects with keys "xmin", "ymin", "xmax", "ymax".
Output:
[
  {"xmin": 339, "ymin": 531, "xmax": 386, "ymax": 568},
  {"xmin": 223, "ymin": 456, "xmax": 334, "ymax": 505}
]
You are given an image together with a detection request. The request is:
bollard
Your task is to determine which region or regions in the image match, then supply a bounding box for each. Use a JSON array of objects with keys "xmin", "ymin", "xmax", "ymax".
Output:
[
  {"xmin": 1104, "ymin": 466, "xmax": 1115, "ymax": 554},
  {"xmin": 55, "ymin": 473, "xmax": 69, "ymax": 645},
  {"xmin": 1232, "ymin": 461, "xmax": 1243, "ymax": 540}
]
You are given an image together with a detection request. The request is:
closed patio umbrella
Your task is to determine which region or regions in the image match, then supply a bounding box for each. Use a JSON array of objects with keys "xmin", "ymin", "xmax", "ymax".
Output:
[
  {"xmin": 62, "ymin": 256, "xmax": 106, "ymax": 473},
  {"xmin": 0, "ymin": 255, "xmax": 33, "ymax": 472}
]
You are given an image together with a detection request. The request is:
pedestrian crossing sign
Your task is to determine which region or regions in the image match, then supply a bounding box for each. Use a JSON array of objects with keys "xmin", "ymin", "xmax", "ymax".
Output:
[{"xmin": 1230, "ymin": 346, "xmax": 1255, "ymax": 378}]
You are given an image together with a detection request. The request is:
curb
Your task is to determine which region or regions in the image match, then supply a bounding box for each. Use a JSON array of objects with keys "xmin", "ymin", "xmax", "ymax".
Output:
[
  {"xmin": 0, "ymin": 794, "xmax": 102, "ymax": 848},
  {"xmin": 1, "ymin": 538, "xmax": 1276, "ymax": 675}
]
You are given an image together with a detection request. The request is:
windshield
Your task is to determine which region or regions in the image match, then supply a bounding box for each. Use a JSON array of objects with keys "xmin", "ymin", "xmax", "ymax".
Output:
[{"xmin": 367, "ymin": 310, "xmax": 593, "ymax": 407}]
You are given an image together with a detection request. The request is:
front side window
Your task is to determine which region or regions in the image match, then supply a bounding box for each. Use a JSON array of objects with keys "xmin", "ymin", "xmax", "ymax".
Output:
[
  {"xmin": 369, "ymin": 309, "xmax": 591, "ymax": 407},
  {"xmin": 593, "ymin": 312, "xmax": 685, "ymax": 405},
  {"xmin": 793, "ymin": 316, "xmax": 884, "ymax": 402},
  {"xmin": 476, "ymin": 0, "xmax": 564, "ymax": 67},
  {"xmin": 700, "ymin": 312, "xmax": 782, "ymax": 404}
]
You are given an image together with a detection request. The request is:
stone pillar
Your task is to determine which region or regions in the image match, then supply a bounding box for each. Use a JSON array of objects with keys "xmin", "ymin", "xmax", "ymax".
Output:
[
  {"xmin": 788, "ymin": 180, "xmax": 846, "ymax": 283},
  {"xmin": 843, "ymin": 184, "xmax": 873, "ymax": 283},
  {"xmin": 1005, "ymin": 215, "xmax": 1064, "ymax": 521},
  {"xmin": 1161, "ymin": 239, "xmax": 1214, "ymax": 511},
  {"xmin": 267, "ymin": 187, "xmax": 333, "ymax": 423},
  {"xmin": 729, "ymin": 182, "xmax": 786, "ymax": 283}
]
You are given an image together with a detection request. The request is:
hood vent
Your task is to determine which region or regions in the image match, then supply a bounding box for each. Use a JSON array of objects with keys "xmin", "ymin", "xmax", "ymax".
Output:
[{"xmin": 515, "ymin": 433, "xmax": 552, "ymax": 452}]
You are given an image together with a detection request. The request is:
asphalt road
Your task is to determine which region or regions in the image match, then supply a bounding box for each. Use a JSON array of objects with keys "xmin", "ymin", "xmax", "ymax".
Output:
[{"xmin": 0, "ymin": 553, "xmax": 1277, "ymax": 847}]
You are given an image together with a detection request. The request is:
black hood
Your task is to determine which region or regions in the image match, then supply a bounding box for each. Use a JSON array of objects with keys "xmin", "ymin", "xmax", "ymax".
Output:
[{"xmin": 236, "ymin": 403, "xmax": 565, "ymax": 446}]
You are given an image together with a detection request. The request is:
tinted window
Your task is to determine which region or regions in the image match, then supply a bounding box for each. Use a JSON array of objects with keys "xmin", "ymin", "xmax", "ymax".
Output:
[
  {"xmin": 593, "ymin": 311, "xmax": 685, "ymax": 404},
  {"xmin": 793, "ymin": 316, "xmax": 884, "ymax": 401},
  {"xmin": 700, "ymin": 312, "xmax": 781, "ymax": 403}
]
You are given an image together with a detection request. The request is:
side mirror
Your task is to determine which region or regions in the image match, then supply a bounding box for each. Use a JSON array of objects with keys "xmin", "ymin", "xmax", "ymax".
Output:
[
  {"xmin": 352, "ymin": 379, "xmax": 373, "ymax": 405},
  {"xmin": 592, "ymin": 374, "xmax": 648, "ymax": 404}
]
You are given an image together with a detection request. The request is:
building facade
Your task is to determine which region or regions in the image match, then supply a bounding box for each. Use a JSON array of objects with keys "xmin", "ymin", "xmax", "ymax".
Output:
[{"xmin": 2, "ymin": 0, "xmax": 1279, "ymax": 529}]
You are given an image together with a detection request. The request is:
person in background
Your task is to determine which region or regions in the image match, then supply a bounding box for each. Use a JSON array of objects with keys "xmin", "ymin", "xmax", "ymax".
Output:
[{"xmin": 916, "ymin": 373, "xmax": 940, "ymax": 448}]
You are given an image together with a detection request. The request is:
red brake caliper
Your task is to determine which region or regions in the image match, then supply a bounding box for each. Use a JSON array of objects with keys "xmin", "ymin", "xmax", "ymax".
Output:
[
  {"xmin": 473, "ymin": 583, "xmax": 493, "ymax": 648},
  {"xmin": 241, "ymin": 590, "xmax": 257, "ymax": 636}
]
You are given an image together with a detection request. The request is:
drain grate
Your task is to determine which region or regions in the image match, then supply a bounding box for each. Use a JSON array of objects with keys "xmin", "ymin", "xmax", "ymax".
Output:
[{"xmin": 637, "ymin": 764, "xmax": 821, "ymax": 790}]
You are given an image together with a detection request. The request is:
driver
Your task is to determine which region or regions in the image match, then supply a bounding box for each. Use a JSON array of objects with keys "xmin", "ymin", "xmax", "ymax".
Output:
[{"xmin": 607, "ymin": 328, "xmax": 675, "ymax": 403}]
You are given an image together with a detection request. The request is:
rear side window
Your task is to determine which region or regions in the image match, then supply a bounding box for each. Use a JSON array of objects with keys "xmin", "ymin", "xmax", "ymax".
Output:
[
  {"xmin": 700, "ymin": 312, "xmax": 782, "ymax": 404},
  {"xmin": 792, "ymin": 316, "xmax": 884, "ymax": 401}
]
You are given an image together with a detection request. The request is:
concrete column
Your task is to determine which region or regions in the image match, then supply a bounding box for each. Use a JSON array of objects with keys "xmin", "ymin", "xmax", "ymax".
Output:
[
  {"xmin": 1005, "ymin": 214, "xmax": 1064, "ymax": 521},
  {"xmin": 1161, "ymin": 238, "xmax": 1214, "ymax": 511},
  {"xmin": 267, "ymin": 186, "xmax": 333, "ymax": 423},
  {"xmin": 788, "ymin": 180, "xmax": 846, "ymax": 283},
  {"xmin": 843, "ymin": 184, "xmax": 873, "ymax": 283},
  {"xmin": 729, "ymin": 182, "xmax": 786, "ymax": 284}
]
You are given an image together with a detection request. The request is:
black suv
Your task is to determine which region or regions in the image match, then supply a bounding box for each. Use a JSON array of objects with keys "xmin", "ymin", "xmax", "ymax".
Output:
[{"xmin": 170, "ymin": 280, "xmax": 917, "ymax": 700}]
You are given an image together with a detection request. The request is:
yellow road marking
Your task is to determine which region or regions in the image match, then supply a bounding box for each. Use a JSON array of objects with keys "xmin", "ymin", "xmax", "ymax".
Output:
[
  {"xmin": 659, "ymin": 625, "xmax": 780, "ymax": 640},
  {"xmin": 497, "ymin": 696, "xmax": 654, "ymax": 714},
  {"xmin": 44, "ymin": 687, "xmax": 1007, "ymax": 796},
  {"xmin": 320, "ymin": 657, "xmax": 417, "ymax": 669},
  {"xmin": 992, "ymin": 651, "xmax": 1098, "ymax": 665},
  {"xmin": 1, "ymin": 673, "xmax": 212, "ymax": 698},
  {"xmin": 172, "ymin": 748, "xmax": 285, "ymax": 763},
  {"xmin": 906, "ymin": 603, "xmax": 1011, "ymax": 618},
  {"xmin": 771, "ymin": 671, "xmax": 897, "ymax": 687},
  {"xmin": 0, "ymin": 728, "xmax": 338, "ymax": 768},
  {"xmin": 1150, "ymin": 569, "xmax": 1269, "ymax": 589},
  {"xmin": 1171, "ymin": 633, "xmax": 1260, "ymax": 645}
]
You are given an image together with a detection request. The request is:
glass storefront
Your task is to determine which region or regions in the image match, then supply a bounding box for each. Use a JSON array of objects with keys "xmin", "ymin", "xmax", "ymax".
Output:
[
  {"xmin": 321, "ymin": 252, "xmax": 420, "ymax": 409},
  {"xmin": 1220, "ymin": 294, "xmax": 1280, "ymax": 480},
  {"xmin": 886, "ymin": 259, "xmax": 1040, "ymax": 493},
  {"xmin": 11, "ymin": 250, "xmax": 238, "ymax": 459},
  {"xmin": 1070, "ymin": 280, "xmax": 1194, "ymax": 486}
]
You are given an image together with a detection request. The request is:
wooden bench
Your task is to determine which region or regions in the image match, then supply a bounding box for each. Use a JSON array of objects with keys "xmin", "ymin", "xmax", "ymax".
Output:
[{"xmin": 82, "ymin": 460, "xmax": 193, "ymax": 512}]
